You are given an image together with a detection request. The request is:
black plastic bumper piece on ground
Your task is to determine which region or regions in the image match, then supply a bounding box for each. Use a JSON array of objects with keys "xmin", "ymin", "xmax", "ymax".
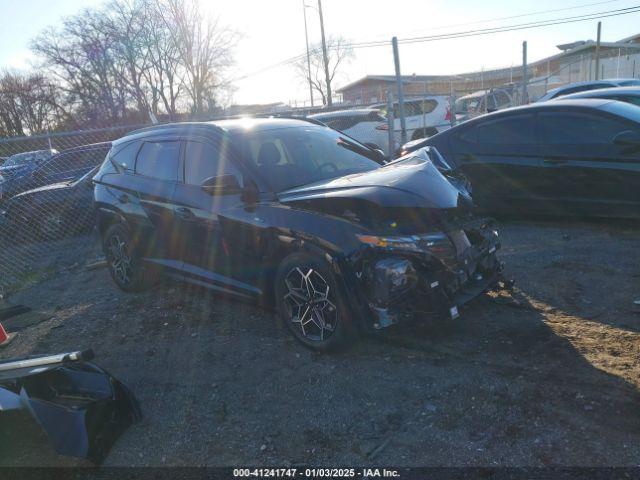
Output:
[{"xmin": 0, "ymin": 350, "xmax": 141, "ymax": 464}]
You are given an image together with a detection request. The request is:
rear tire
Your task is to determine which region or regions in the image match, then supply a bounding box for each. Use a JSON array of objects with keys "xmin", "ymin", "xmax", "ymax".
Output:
[
  {"xmin": 275, "ymin": 252, "xmax": 356, "ymax": 352},
  {"xmin": 102, "ymin": 223, "xmax": 156, "ymax": 292}
]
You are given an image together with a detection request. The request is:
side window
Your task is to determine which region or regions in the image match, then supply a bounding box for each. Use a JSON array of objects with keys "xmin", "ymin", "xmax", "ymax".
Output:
[
  {"xmin": 110, "ymin": 141, "xmax": 140, "ymax": 171},
  {"xmin": 456, "ymin": 126, "xmax": 478, "ymax": 143},
  {"xmin": 618, "ymin": 96, "xmax": 640, "ymax": 107},
  {"xmin": 476, "ymin": 115, "xmax": 535, "ymax": 144},
  {"xmin": 324, "ymin": 116, "xmax": 359, "ymax": 131},
  {"xmin": 135, "ymin": 141, "xmax": 180, "ymax": 181},
  {"xmin": 538, "ymin": 112, "xmax": 629, "ymax": 144},
  {"xmin": 184, "ymin": 141, "xmax": 240, "ymax": 186}
]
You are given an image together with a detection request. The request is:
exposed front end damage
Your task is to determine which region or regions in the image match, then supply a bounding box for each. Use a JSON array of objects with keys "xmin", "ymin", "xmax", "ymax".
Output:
[
  {"xmin": 354, "ymin": 215, "xmax": 503, "ymax": 329},
  {"xmin": 279, "ymin": 148, "xmax": 506, "ymax": 331}
]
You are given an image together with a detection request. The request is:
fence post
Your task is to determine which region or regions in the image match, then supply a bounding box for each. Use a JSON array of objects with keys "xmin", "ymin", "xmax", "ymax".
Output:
[
  {"xmin": 521, "ymin": 41, "xmax": 528, "ymax": 106},
  {"xmin": 386, "ymin": 90, "xmax": 395, "ymax": 159},
  {"xmin": 392, "ymin": 37, "xmax": 407, "ymax": 146}
]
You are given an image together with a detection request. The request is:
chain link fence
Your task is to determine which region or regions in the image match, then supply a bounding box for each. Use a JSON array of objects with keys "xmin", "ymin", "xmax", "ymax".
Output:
[{"xmin": 0, "ymin": 124, "xmax": 146, "ymax": 298}]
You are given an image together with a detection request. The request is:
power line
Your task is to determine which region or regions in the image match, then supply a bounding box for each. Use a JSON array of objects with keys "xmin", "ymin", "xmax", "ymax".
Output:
[
  {"xmin": 233, "ymin": 4, "xmax": 640, "ymax": 82},
  {"xmin": 348, "ymin": 5, "xmax": 640, "ymax": 48},
  {"xmin": 372, "ymin": 0, "xmax": 630, "ymax": 39}
]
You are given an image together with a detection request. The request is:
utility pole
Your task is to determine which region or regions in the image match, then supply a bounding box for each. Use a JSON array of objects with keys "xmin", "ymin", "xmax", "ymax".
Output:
[
  {"xmin": 302, "ymin": 1, "xmax": 314, "ymax": 107},
  {"xmin": 392, "ymin": 37, "xmax": 407, "ymax": 146},
  {"xmin": 386, "ymin": 90, "xmax": 395, "ymax": 159},
  {"xmin": 594, "ymin": 21, "xmax": 602, "ymax": 80},
  {"xmin": 317, "ymin": 0, "xmax": 332, "ymax": 106},
  {"xmin": 521, "ymin": 41, "xmax": 528, "ymax": 105}
]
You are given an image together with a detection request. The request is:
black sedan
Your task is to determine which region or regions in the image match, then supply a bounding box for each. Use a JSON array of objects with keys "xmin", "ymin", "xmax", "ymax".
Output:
[
  {"xmin": 1, "ymin": 166, "xmax": 97, "ymax": 242},
  {"xmin": 401, "ymin": 99, "xmax": 640, "ymax": 218},
  {"xmin": 94, "ymin": 118, "xmax": 503, "ymax": 351}
]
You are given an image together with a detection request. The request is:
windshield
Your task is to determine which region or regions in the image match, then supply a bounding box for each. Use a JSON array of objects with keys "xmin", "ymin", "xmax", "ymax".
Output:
[
  {"xmin": 3, "ymin": 150, "xmax": 54, "ymax": 168},
  {"xmin": 236, "ymin": 125, "xmax": 382, "ymax": 192},
  {"xmin": 3, "ymin": 152, "xmax": 34, "ymax": 167},
  {"xmin": 601, "ymin": 101, "xmax": 640, "ymax": 123}
]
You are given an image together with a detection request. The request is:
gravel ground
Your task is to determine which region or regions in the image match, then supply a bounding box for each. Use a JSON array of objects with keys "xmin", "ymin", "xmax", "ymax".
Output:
[{"xmin": 0, "ymin": 218, "xmax": 639, "ymax": 467}]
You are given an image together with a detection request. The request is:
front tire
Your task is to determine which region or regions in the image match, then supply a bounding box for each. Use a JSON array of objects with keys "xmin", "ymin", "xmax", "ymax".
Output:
[
  {"xmin": 275, "ymin": 253, "xmax": 355, "ymax": 352},
  {"xmin": 102, "ymin": 223, "xmax": 156, "ymax": 292}
]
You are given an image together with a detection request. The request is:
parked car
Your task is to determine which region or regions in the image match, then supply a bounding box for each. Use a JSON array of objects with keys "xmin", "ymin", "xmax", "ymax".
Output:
[
  {"xmin": 399, "ymin": 99, "xmax": 640, "ymax": 218},
  {"xmin": 536, "ymin": 79, "xmax": 640, "ymax": 102},
  {"xmin": 94, "ymin": 118, "xmax": 502, "ymax": 351},
  {"xmin": 309, "ymin": 109, "xmax": 397, "ymax": 154},
  {"xmin": 371, "ymin": 95, "xmax": 452, "ymax": 141},
  {"xmin": 559, "ymin": 86, "xmax": 640, "ymax": 106},
  {"xmin": 454, "ymin": 88, "xmax": 513, "ymax": 123},
  {"xmin": 0, "ymin": 149, "xmax": 57, "ymax": 202},
  {"xmin": 29, "ymin": 142, "xmax": 111, "ymax": 190},
  {"xmin": 1, "ymin": 166, "xmax": 98, "ymax": 242}
]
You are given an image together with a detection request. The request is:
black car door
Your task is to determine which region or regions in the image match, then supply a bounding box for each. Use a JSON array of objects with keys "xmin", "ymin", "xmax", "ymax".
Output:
[
  {"xmin": 537, "ymin": 109, "xmax": 640, "ymax": 216},
  {"xmin": 130, "ymin": 139, "xmax": 182, "ymax": 265},
  {"xmin": 171, "ymin": 138, "xmax": 261, "ymax": 297},
  {"xmin": 449, "ymin": 113, "xmax": 542, "ymax": 212}
]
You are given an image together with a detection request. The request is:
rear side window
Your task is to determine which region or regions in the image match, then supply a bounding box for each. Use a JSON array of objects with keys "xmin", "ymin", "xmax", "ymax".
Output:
[
  {"xmin": 135, "ymin": 141, "xmax": 180, "ymax": 181},
  {"xmin": 110, "ymin": 141, "xmax": 140, "ymax": 170},
  {"xmin": 538, "ymin": 112, "xmax": 629, "ymax": 144},
  {"xmin": 401, "ymin": 100, "xmax": 437, "ymax": 117},
  {"xmin": 184, "ymin": 141, "xmax": 240, "ymax": 186},
  {"xmin": 476, "ymin": 115, "xmax": 535, "ymax": 144}
]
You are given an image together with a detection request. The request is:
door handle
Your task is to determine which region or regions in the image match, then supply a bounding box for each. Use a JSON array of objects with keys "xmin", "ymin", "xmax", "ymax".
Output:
[
  {"xmin": 175, "ymin": 207, "xmax": 195, "ymax": 219},
  {"xmin": 543, "ymin": 158, "xmax": 568, "ymax": 165},
  {"xmin": 118, "ymin": 193, "xmax": 129, "ymax": 204}
]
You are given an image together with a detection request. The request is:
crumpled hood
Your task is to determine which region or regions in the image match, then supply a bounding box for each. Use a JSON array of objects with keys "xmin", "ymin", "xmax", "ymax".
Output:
[{"xmin": 278, "ymin": 156, "xmax": 465, "ymax": 210}]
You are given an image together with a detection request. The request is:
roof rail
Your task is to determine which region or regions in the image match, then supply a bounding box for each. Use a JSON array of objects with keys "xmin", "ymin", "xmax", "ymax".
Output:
[{"xmin": 122, "ymin": 114, "xmax": 326, "ymax": 138}]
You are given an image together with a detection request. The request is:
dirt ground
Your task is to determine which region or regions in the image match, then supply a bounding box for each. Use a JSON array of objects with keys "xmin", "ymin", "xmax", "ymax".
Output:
[{"xmin": 0, "ymin": 218, "xmax": 639, "ymax": 467}]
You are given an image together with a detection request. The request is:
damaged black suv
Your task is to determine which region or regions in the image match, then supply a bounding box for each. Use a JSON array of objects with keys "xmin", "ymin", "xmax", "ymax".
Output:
[{"xmin": 94, "ymin": 118, "xmax": 502, "ymax": 351}]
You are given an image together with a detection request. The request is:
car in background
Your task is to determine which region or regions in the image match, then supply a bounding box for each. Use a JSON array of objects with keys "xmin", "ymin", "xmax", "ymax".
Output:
[
  {"xmin": 454, "ymin": 88, "xmax": 513, "ymax": 123},
  {"xmin": 559, "ymin": 86, "xmax": 640, "ymax": 106},
  {"xmin": 1, "ymin": 166, "xmax": 98, "ymax": 242},
  {"xmin": 30, "ymin": 142, "xmax": 111, "ymax": 189},
  {"xmin": 399, "ymin": 99, "xmax": 640, "ymax": 218},
  {"xmin": 94, "ymin": 118, "xmax": 502, "ymax": 351},
  {"xmin": 0, "ymin": 149, "xmax": 57, "ymax": 202},
  {"xmin": 309, "ymin": 109, "xmax": 396, "ymax": 154},
  {"xmin": 371, "ymin": 95, "xmax": 452, "ymax": 141},
  {"xmin": 536, "ymin": 79, "xmax": 640, "ymax": 102}
]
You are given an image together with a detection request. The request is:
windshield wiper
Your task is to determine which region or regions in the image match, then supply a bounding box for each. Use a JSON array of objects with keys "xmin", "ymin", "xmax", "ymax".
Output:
[{"xmin": 336, "ymin": 137, "xmax": 379, "ymax": 161}]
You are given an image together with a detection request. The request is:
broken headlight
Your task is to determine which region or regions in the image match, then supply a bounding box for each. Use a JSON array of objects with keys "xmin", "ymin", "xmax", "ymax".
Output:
[
  {"xmin": 357, "ymin": 232, "xmax": 455, "ymax": 257},
  {"xmin": 370, "ymin": 258, "xmax": 417, "ymax": 305}
]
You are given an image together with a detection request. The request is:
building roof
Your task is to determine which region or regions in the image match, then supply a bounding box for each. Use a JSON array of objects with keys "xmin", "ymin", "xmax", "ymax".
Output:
[
  {"xmin": 336, "ymin": 74, "xmax": 455, "ymax": 93},
  {"xmin": 337, "ymin": 32, "xmax": 640, "ymax": 94}
]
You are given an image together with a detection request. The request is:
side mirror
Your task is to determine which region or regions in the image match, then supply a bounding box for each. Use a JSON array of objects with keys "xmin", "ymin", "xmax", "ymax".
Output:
[
  {"xmin": 614, "ymin": 130, "xmax": 640, "ymax": 147},
  {"xmin": 201, "ymin": 174, "xmax": 242, "ymax": 195}
]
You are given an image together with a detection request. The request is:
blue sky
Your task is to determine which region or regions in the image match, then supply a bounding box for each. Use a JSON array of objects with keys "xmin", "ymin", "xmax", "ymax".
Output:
[{"xmin": 1, "ymin": 0, "xmax": 640, "ymax": 105}]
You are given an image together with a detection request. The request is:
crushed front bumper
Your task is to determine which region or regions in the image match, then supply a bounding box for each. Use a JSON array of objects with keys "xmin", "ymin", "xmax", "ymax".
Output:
[{"xmin": 362, "ymin": 219, "xmax": 503, "ymax": 329}]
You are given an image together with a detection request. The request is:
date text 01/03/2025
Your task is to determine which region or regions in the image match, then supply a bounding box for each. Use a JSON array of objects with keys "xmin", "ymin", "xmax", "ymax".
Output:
[{"xmin": 232, "ymin": 468, "xmax": 401, "ymax": 478}]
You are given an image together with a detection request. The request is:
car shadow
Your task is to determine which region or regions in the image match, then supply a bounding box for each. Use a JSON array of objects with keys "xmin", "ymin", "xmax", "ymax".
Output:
[{"xmin": 363, "ymin": 285, "xmax": 640, "ymax": 464}]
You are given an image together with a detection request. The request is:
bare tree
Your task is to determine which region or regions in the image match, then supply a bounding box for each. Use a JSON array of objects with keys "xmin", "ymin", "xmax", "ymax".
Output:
[
  {"xmin": 160, "ymin": 0, "xmax": 238, "ymax": 115},
  {"xmin": 293, "ymin": 36, "xmax": 354, "ymax": 106},
  {"xmin": 0, "ymin": 71, "xmax": 62, "ymax": 135},
  {"xmin": 28, "ymin": 0, "xmax": 237, "ymax": 125},
  {"xmin": 31, "ymin": 9, "xmax": 130, "ymax": 126}
]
